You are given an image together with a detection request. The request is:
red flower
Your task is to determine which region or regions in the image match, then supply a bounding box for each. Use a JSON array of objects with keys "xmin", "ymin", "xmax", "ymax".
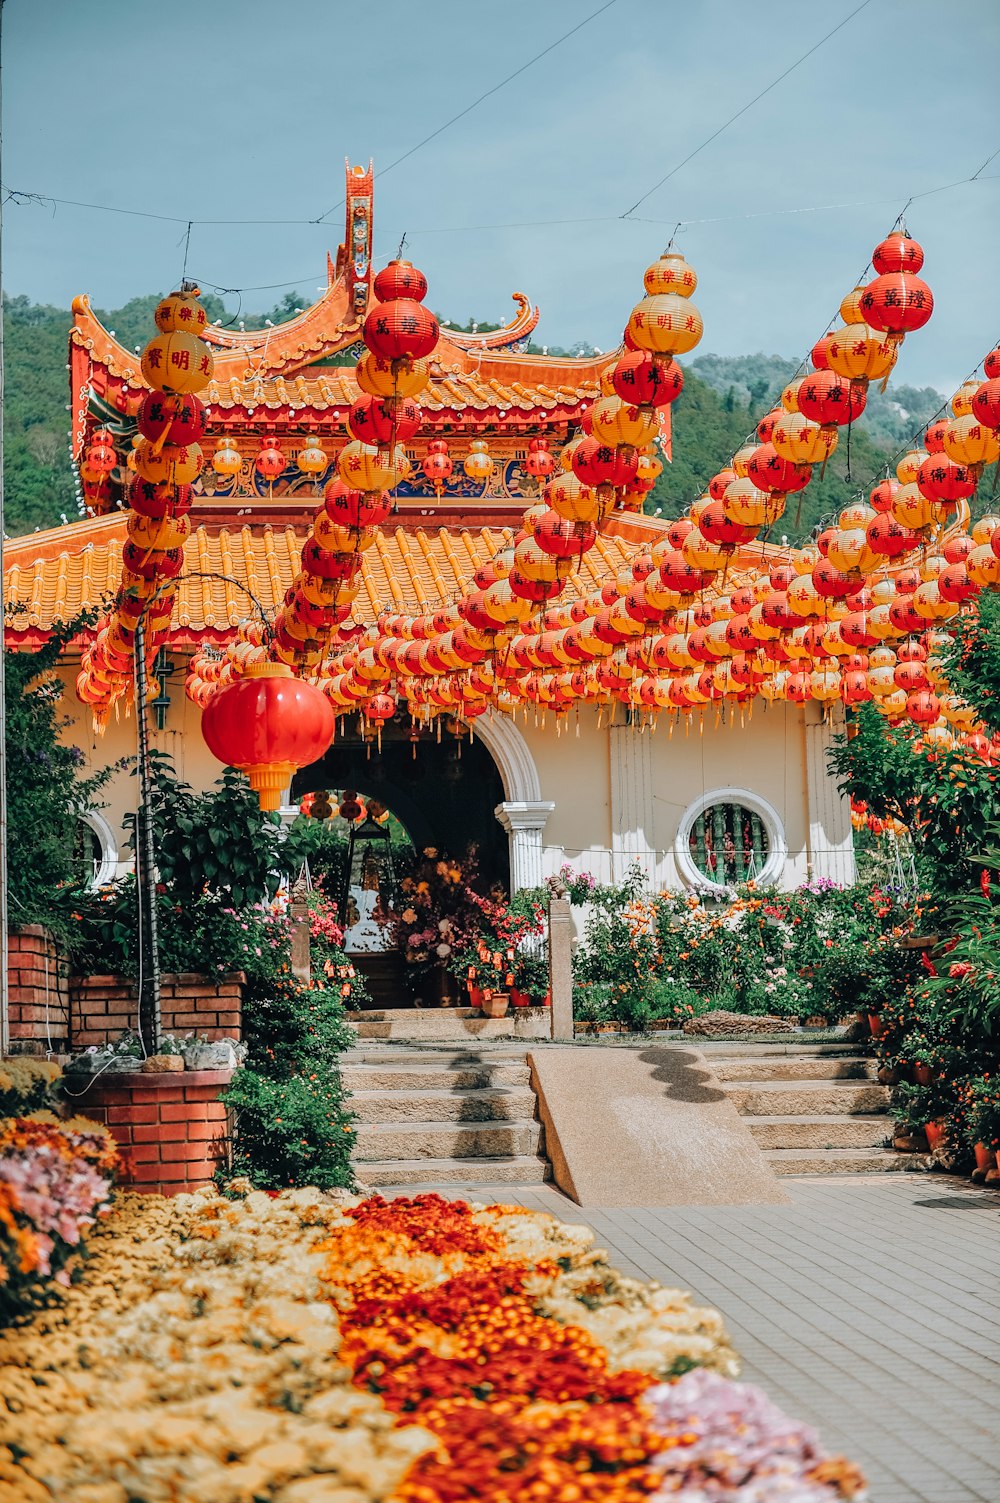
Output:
[{"xmin": 981, "ymin": 868, "xmax": 992, "ymax": 899}]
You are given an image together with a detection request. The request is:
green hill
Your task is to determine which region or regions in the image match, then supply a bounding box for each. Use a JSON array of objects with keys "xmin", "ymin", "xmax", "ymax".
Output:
[{"xmin": 2, "ymin": 294, "xmax": 947, "ymax": 543}]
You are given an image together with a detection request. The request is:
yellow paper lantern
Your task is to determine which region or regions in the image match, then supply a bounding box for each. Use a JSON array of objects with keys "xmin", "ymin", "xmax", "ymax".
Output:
[
  {"xmin": 141, "ymin": 332, "xmax": 214, "ymax": 394},
  {"xmin": 824, "ymin": 323, "xmax": 895, "ymax": 383},
  {"xmin": 643, "ymin": 252, "xmax": 697, "ymax": 297},
  {"xmin": 627, "ymin": 293, "xmax": 704, "ymax": 355}
]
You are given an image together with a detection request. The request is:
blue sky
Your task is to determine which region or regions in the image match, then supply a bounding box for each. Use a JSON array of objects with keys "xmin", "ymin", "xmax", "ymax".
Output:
[{"xmin": 4, "ymin": 0, "xmax": 999, "ymax": 392}]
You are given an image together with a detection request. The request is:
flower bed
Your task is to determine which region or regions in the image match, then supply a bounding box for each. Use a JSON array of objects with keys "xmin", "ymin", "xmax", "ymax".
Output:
[
  {"xmin": 1, "ymin": 1184, "xmax": 864, "ymax": 1501},
  {"xmin": 0, "ymin": 1109, "xmax": 120, "ymax": 1322}
]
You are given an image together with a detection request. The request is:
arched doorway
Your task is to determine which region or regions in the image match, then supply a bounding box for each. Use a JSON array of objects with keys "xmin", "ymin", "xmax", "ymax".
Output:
[{"xmin": 291, "ymin": 718, "xmax": 511, "ymax": 892}]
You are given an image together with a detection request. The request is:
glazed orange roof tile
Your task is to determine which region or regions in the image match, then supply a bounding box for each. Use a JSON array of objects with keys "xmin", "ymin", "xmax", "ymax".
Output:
[{"xmin": 3, "ymin": 517, "xmax": 646, "ymax": 645}]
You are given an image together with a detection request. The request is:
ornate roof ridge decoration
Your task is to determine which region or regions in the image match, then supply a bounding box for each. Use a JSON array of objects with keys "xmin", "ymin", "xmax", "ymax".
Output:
[
  {"xmin": 69, "ymin": 161, "xmax": 376, "ymax": 400},
  {"xmin": 440, "ymin": 293, "xmax": 540, "ymax": 354}
]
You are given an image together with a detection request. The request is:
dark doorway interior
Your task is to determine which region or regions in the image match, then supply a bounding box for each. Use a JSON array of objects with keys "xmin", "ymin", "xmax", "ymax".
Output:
[{"xmin": 291, "ymin": 721, "xmax": 510, "ymax": 893}]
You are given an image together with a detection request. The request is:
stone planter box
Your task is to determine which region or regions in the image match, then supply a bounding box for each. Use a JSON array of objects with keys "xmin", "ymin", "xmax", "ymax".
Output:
[
  {"xmin": 6, "ymin": 925, "xmax": 70, "ymax": 1052},
  {"xmin": 69, "ymin": 972, "xmax": 245, "ymax": 1050},
  {"xmin": 63, "ymin": 1067, "xmax": 233, "ymax": 1196}
]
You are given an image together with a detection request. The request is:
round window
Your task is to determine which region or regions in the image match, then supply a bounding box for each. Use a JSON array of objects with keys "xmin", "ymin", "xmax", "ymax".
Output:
[
  {"xmin": 688, "ymin": 802, "xmax": 770, "ymax": 885},
  {"xmin": 675, "ymin": 789, "xmax": 786, "ymax": 893}
]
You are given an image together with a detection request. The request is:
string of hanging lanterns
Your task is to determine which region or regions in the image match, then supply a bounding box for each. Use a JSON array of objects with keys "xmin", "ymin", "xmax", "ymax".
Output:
[
  {"xmin": 76, "ymin": 290, "xmax": 215, "ymax": 722},
  {"xmin": 184, "ymin": 227, "xmax": 1000, "ymax": 805}
]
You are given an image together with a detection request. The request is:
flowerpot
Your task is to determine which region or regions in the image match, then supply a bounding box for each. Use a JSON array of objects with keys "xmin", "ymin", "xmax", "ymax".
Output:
[
  {"xmin": 541, "ymin": 991, "xmax": 551, "ymax": 1008},
  {"xmin": 914, "ymin": 1063, "xmax": 933, "ymax": 1087},
  {"xmin": 995, "ymin": 1148, "xmax": 1000, "ymax": 1174},
  {"xmin": 924, "ymin": 1119, "xmax": 946, "ymax": 1153},
  {"xmin": 468, "ymin": 986, "xmax": 484, "ymax": 1009},
  {"xmin": 877, "ymin": 1066, "xmax": 899, "ymax": 1085},
  {"xmin": 867, "ymin": 1013, "xmax": 885, "ymax": 1039},
  {"xmin": 481, "ymin": 993, "xmax": 509, "ymax": 1019},
  {"xmin": 974, "ymin": 1142, "xmax": 993, "ymax": 1173},
  {"xmin": 142, "ymin": 1053, "xmax": 184, "ymax": 1073},
  {"xmin": 509, "ymin": 988, "xmax": 531, "ymax": 1009}
]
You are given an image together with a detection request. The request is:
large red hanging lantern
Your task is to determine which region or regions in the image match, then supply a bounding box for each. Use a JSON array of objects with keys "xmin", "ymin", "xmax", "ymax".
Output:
[
  {"xmin": 363, "ymin": 297, "xmax": 439, "ymax": 361},
  {"xmin": 859, "ymin": 273, "xmax": 933, "ymax": 336},
  {"xmin": 611, "ymin": 349, "xmax": 683, "ymax": 407},
  {"xmin": 202, "ymin": 662, "xmax": 336, "ymax": 811},
  {"xmin": 796, "ymin": 372, "xmax": 868, "ymax": 427}
]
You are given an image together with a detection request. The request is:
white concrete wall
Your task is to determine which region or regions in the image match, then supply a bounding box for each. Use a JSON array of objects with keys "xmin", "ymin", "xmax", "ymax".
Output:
[{"xmin": 56, "ymin": 658, "xmax": 852, "ymax": 897}]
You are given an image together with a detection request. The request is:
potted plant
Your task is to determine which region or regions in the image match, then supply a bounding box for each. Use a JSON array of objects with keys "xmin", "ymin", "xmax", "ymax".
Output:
[
  {"xmin": 967, "ymin": 1077, "xmax": 1000, "ymax": 1174},
  {"xmin": 898, "ymin": 1029, "xmax": 936, "ymax": 1085}
]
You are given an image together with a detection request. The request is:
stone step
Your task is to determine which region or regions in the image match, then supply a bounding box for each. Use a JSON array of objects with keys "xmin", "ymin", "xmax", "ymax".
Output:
[
  {"xmin": 747, "ymin": 1115, "xmax": 891, "ymax": 1150},
  {"xmin": 722, "ymin": 1080, "xmax": 891, "ymax": 1116},
  {"xmin": 353, "ymin": 1119, "xmax": 544, "ymax": 1162},
  {"xmin": 696, "ymin": 1041, "xmax": 861, "ymax": 1057},
  {"xmin": 348, "ymin": 1046, "xmax": 531, "ymax": 1065},
  {"xmin": 360, "ymin": 1155, "xmax": 552, "ymax": 1187},
  {"xmin": 712, "ymin": 1057, "xmax": 877, "ymax": 1082},
  {"xmin": 764, "ymin": 1147, "xmax": 923, "ymax": 1176},
  {"xmin": 350, "ymin": 1022, "xmax": 392, "ymax": 1040},
  {"xmin": 341, "ymin": 1063, "xmax": 532, "ymax": 1092},
  {"xmin": 349, "ymin": 1086, "xmax": 539, "ymax": 1124}
]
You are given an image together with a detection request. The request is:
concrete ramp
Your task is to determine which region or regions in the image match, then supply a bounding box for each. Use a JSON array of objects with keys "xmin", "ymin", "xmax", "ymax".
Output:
[{"xmin": 528, "ymin": 1046, "xmax": 791, "ymax": 1207}]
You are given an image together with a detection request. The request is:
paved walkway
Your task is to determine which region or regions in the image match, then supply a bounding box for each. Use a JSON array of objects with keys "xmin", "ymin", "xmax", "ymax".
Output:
[{"xmin": 394, "ymin": 1175, "xmax": 1000, "ymax": 1503}]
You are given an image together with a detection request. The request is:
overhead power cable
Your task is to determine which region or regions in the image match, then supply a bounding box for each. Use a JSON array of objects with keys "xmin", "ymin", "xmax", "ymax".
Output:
[
  {"xmin": 311, "ymin": 0, "xmax": 619, "ymax": 224},
  {"xmin": 619, "ymin": 0, "xmax": 874, "ymax": 218}
]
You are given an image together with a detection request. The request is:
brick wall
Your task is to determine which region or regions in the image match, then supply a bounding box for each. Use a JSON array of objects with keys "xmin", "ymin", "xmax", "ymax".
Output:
[
  {"xmin": 7, "ymin": 926, "xmax": 70, "ymax": 1051},
  {"xmin": 67, "ymin": 1069, "xmax": 232, "ymax": 1196},
  {"xmin": 69, "ymin": 973, "xmax": 244, "ymax": 1050}
]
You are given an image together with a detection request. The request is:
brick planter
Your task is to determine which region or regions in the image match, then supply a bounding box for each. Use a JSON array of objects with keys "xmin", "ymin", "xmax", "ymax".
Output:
[
  {"xmin": 7, "ymin": 926, "xmax": 70, "ymax": 1051},
  {"xmin": 69, "ymin": 972, "xmax": 244, "ymax": 1050},
  {"xmin": 65, "ymin": 1068, "xmax": 232, "ymax": 1196}
]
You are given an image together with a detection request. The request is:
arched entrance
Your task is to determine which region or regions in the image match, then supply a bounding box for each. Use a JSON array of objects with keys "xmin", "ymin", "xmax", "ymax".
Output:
[{"xmin": 291, "ymin": 718, "xmax": 511, "ymax": 892}]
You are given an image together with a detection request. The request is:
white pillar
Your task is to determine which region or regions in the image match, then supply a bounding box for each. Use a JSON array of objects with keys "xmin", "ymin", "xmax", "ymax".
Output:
[
  {"xmin": 609, "ymin": 722, "xmax": 657, "ymax": 885},
  {"xmin": 495, "ymin": 800, "xmax": 555, "ymax": 893},
  {"xmin": 804, "ymin": 703, "xmax": 857, "ymax": 885}
]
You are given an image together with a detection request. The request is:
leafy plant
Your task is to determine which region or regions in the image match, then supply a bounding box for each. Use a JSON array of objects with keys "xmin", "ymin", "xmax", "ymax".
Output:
[
  {"xmin": 3, "ymin": 614, "xmax": 115, "ymax": 940},
  {"xmin": 829, "ymin": 703, "xmax": 1000, "ymax": 898},
  {"xmin": 127, "ymin": 753, "xmax": 284, "ymax": 909}
]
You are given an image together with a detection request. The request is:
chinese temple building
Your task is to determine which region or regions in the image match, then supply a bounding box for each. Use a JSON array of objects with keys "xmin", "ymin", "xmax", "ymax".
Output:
[{"xmin": 3, "ymin": 163, "xmax": 855, "ymax": 922}]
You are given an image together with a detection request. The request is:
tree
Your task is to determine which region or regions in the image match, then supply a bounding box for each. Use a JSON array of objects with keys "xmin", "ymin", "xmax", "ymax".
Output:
[{"xmin": 4, "ymin": 617, "xmax": 113, "ymax": 933}]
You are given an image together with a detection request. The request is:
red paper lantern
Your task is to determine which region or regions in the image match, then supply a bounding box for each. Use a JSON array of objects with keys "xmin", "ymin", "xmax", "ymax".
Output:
[
  {"xmin": 796, "ymin": 372, "xmax": 868, "ymax": 427},
  {"xmin": 866, "ymin": 514, "xmax": 916, "ymax": 558},
  {"xmin": 255, "ymin": 440, "xmax": 286, "ymax": 480},
  {"xmin": 533, "ymin": 510, "xmax": 596, "ymax": 558},
  {"xmin": 872, "ymin": 233, "xmax": 924, "ymax": 275},
  {"xmin": 869, "ymin": 478, "xmax": 898, "ymax": 513},
  {"xmin": 611, "ymin": 350, "xmax": 683, "ymax": 407},
  {"xmin": 423, "ymin": 439, "xmax": 453, "ymax": 491},
  {"xmin": 348, "ymin": 393, "xmax": 421, "ymax": 446},
  {"xmin": 323, "ymin": 479, "xmax": 391, "ymax": 529},
  {"xmin": 137, "ymin": 391, "xmax": 205, "ymax": 446},
  {"xmin": 916, "ymin": 455, "xmax": 977, "ymax": 505},
  {"xmin": 363, "ymin": 299, "xmax": 439, "ymax": 361},
  {"xmin": 202, "ymin": 662, "xmax": 335, "ymax": 811},
  {"xmin": 906, "ymin": 689, "xmax": 941, "ymax": 725},
  {"xmin": 985, "ymin": 348, "xmax": 1000, "ymax": 381},
  {"xmin": 698, "ymin": 501, "xmax": 755, "ymax": 550},
  {"xmin": 659, "ymin": 551, "xmax": 707, "ymax": 594},
  {"xmin": 924, "ymin": 418, "xmax": 949, "ymax": 454},
  {"xmin": 373, "ymin": 260, "xmax": 429, "ymax": 303},
  {"xmin": 746, "ymin": 444, "xmax": 810, "ymax": 495},
  {"xmin": 571, "ymin": 437, "xmax": 638, "ymax": 489},
  {"xmin": 972, "ymin": 377, "xmax": 1000, "ymax": 431},
  {"xmin": 708, "ymin": 468, "xmax": 736, "ymax": 501},
  {"xmin": 525, "ymin": 438, "xmax": 556, "ymax": 480},
  {"xmin": 859, "ymin": 274, "xmax": 934, "ymax": 336}
]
